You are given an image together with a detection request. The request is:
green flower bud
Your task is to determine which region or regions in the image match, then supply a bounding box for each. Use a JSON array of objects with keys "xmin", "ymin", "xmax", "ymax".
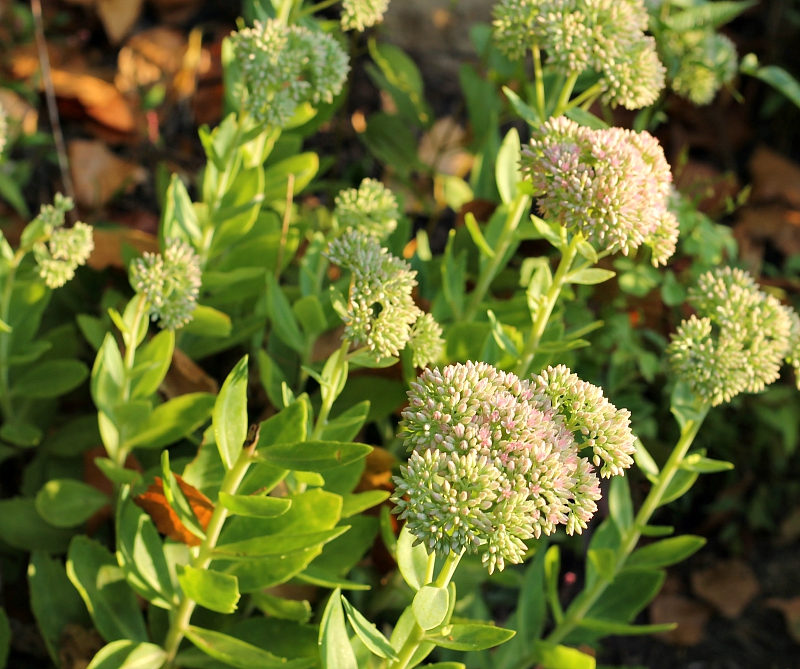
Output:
[
  {"xmin": 341, "ymin": 0, "xmax": 390, "ymax": 31},
  {"xmin": 334, "ymin": 178, "xmax": 399, "ymax": 238}
]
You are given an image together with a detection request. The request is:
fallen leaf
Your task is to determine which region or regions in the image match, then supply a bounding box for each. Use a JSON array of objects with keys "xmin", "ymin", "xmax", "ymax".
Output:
[
  {"xmin": 59, "ymin": 624, "xmax": 105, "ymax": 669},
  {"xmin": 691, "ymin": 559, "xmax": 760, "ymax": 618},
  {"xmin": 649, "ymin": 593, "xmax": 711, "ymax": 646},
  {"xmin": 97, "ymin": 0, "xmax": 144, "ymax": 44},
  {"xmin": 766, "ymin": 597, "xmax": 800, "ymax": 643},
  {"xmin": 355, "ymin": 446, "xmax": 396, "ymax": 492},
  {"xmin": 149, "ymin": 0, "xmax": 204, "ymax": 24},
  {"xmin": 87, "ymin": 227, "xmax": 159, "ymax": 271},
  {"xmin": 12, "ymin": 50, "xmax": 136, "ymax": 133},
  {"xmin": 134, "ymin": 475, "xmax": 214, "ymax": 546},
  {"xmin": 68, "ymin": 140, "xmax": 147, "ymax": 209},
  {"xmin": 733, "ymin": 205, "xmax": 800, "ymax": 273},
  {"xmin": 418, "ymin": 116, "xmax": 473, "ymax": 178},
  {"xmin": 0, "ymin": 88, "xmax": 38, "ymax": 136},
  {"xmin": 160, "ymin": 347, "xmax": 219, "ymax": 399},
  {"xmin": 749, "ymin": 145, "xmax": 800, "ymax": 208}
]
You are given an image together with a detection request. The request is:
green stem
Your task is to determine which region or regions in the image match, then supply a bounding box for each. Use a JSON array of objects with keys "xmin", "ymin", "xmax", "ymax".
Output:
[
  {"xmin": 514, "ymin": 235, "xmax": 579, "ymax": 378},
  {"xmin": 532, "ymin": 44, "xmax": 546, "ymax": 120},
  {"xmin": 310, "ymin": 340, "xmax": 351, "ymax": 440},
  {"xmin": 565, "ymin": 82, "xmax": 604, "ymax": 112},
  {"xmin": 0, "ymin": 251, "xmax": 24, "ymax": 420},
  {"xmin": 389, "ymin": 551, "xmax": 464, "ymax": 669},
  {"xmin": 545, "ymin": 409, "xmax": 709, "ymax": 646},
  {"xmin": 162, "ymin": 446, "xmax": 257, "ymax": 667},
  {"xmin": 462, "ymin": 194, "xmax": 530, "ymax": 321},
  {"xmin": 298, "ymin": 0, "xmax": 339, "ymax": 17},
  {"xmin": 553, "ymin": 71, "xmax": 580, "ymax": 117}
]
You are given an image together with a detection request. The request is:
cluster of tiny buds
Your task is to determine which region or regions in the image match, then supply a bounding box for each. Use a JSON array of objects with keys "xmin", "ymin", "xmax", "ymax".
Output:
[
  {"xmin": 668, "ymin": 267, "xmax": 800, "ymax": 406},
  {"xmin": 341, "ymin": 0, "xmax": 390, "ymax": 31},
  {"xmin": 130, "ymin": 239, "xmax": 202, "ymax": 331},
  {"xmin": 333, "ymin": 178, "xmax": 399, "ymax": 238},
  {"xmin": 665, "ymin": 29, "xmax": 738, "ymax": 106},
  {"xmin": 327, "ymin": 230, "xmax": 444, "ymax": 366},
  {"xmin": 522, "ymin": 116, "xmax": 679, "ymax": 265},
  {"xmin": 30, "ymin": 196, "xmax": 95, "ymax": 289},
  {"xmin": 492, "ymin": 0, "xmax": 665, "ymax": 109},
  {"xmin": 229, "ymin": 19, "xmax": 350, "ymax": 129},
  {"xmin": 392, "ymin": 361, "xmax": 634, "ymax": 573}
]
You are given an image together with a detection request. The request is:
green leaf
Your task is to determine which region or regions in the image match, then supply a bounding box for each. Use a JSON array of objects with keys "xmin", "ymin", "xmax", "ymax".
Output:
[
  {"xmin": 609, "ymin": 476, "xmax": 633, "ymax": 532},
  {"xmin": 0, "ymin": 421, "xmax": 42, "ymax": 447},
  {"xmin": 86, "ymin": 641, "xmax": 166, "ymax": 669},
  {"xmin": 213, "ymin": 527, "xmax": 348, "ymax": 559},
  {"xmin": 442, "ymin": 229, "xmax": 466, "ymax": 319},
  {"xmin": 66, "ymin": 536, "xmax": 148, "ymax": 643},
  {"xmin": 496, "ymin": 128, "xmax": 521, "ymax": 205},
  {"xmin": 426, "ymin": 623, "xmax": 515, "ymax": 651},
  {"xmin": 266, "ymin": 275, "xmax": 305, "ymax": 354},
  {"xmin": 633, "ymin": 438, "xmax": 659, "ymax": 482},
  {"xmin": 35, "ymin": 479, "xmax": 110, "ymax": 528},
  {"xmin": 367, "ymin": 41, "xmax": 431, "ymax": 127},
  {"xmin": 413, "ymin": 586, "xmax": 450, "ymax": 630},
  {"xmin": 214, "ymin": 356, "xmax": 249, "ymax": 470},
  {"xmin": 263, "ymin": 153, "xmax": 319, "ymax": 202},
  {"xmin": 28, "ymin": 551, "xmax": 91, "ymax": 665},
  {"xmin": 503, "ymin": 86, "xmax": 540, "ymax": 125},
  {"xmin": 627, "ymin": 536, "xmax": 706, "ymax": 570},
  {"xmin": 260, "ymin": 399, "xmax": 308, "ymax": 448},
  {"xmin": 184, "ymin": 626, "xmax": 314, "ymax": 669},
  {"xmin": 181, "ymin": 306, "xmax": 233, "ymax": 338},
  {"xmin": 341, "ymin": 490, "xmax": 390, "ymax": 518},
  {"xmin": 294, "ymin": 566, "xmax": 370, "ymax": 591},
  {"xmin": 163, "ymin": 175, "xmax": 202, "ymax": 245},
  {"xmin": 666, "ymin": 0, "xmax": 756, "ymax": 31},
  {"xmin": 659, "ymin": 468, "xmax": 698, "ymax": 506},
  {"xmin": 95, "ymin": 458, "xmax": 141, "ymax": 486},
  {"xmin": 179, "ymin": 566, "xmax": 240, "ymax": 614},
  {"xmin": 124, "ymin": 393, "xmax": 215, "ymax": 450},
  {"xmin": 742, "ymin": 60, "xmax": 800, "ymax": 109},
  {"xmin": 130, "ymin": 329, "xmax": 174, "ymax": 399},
  {"xmin": 341, "ymin": 596, "xmax": 398, "ymax": 660},
  {"xmin": 529, "ymin": 215, "xmax": 563, "ymax": 249},
  {"xmin": 397, "ymin": 525, "xmax": 430, "ymax": 591},
  {"xmin": 0, "ymin": 497, "xmax": 74, "ymax": 552},
  {"xmin": 251, "ymin": 592, "xmax": 311, "ymax": 623},
  {"xmin": 576, "ymin": 239, "xmax": 598, "ymax": 263},
  {"xmin": 258, "ymin": 440, "xmax": 371, "ymax": 472},
  {"xmin": 544, "ymin": 545, "xmax": 562, "ymax": 621},
  {"xmin": 513, "ymin": 541, "xmax": 549, "ymax": 657},
  {"xmin": 565, "ymin": 107, "xmax": 608, "ymax": 130},
  {"xmin": 14, "ymin": 359, "xmax": 88, "ymax": 398},
  {"xmin": 680, "ymin": 454, "xmax": 734, "ymax": 473},
  {"xmin": 319, "ymin": 589, "xmax": 358, "ymax": 669},
  {"xmin": 465, "ymin": 212, "xmax": 495, "ymax": 258},
  {"xmin": 293, "ymin": 295, "xmax": 327, "ymax": 338},
  {"xmin": 319, "ymin": 401, "xmax": 369, "ymax": 442},
  {"xmin": 532, "ymin": 641, "xmax": 596, "ymax": 669},
  {"xmin": 639, "ymin": 525, "xmax": 674, "ymax": 538},
  {"xmin": 577, "ymin": 618, "xmax": 676, "ymax": 636},
  {"xmin": 487, "ymin": 310, "xmax": 519, "ymax": 358},
  {"xmin": 362, "ymin": 113, "xmax": 422, "ymax": 179},
  {"xmin": 161, "ymin": 451, "xmax": 207, "ymax": 540},
  {"xmin": 585, "ymin": 569, "xmax": 665, "ymax": 624},
  {"xmin": 218, "ymin": 492, "xmax": 292, "ymax": 518},
  {"xmin": 568, "ymin": 268, "xmax": 616, "ymax": 285},
  {"xmin": 588, "ymin": 548, "xmax": 617, "ymax": 583}
]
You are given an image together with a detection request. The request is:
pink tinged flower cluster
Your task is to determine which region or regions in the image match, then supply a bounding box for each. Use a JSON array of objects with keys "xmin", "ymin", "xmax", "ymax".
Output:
[
  {"xmin": 521, "ymin": 116, "xmax": 679, "ymax": 266},
  {"xmin": 392, "ymin": 361, "xmax": 635, "ymax": 573}
]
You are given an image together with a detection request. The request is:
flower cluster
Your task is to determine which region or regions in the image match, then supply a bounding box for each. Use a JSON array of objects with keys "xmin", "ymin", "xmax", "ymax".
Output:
[
  {"xmin": 130, "ymin": 239, "xmax": 202, "ymax": 330},
  {"xmin": 328, "ymin": 230, "xmax": 443, "ymax": 363},
  {"xmin": 29, "ymin": 196, "xmax": 95, "ymax": 289},
  {"xmin": 341, "ymin": 0, "xmax": 390, "ymax": 31},
  {"xmin": 668, "ymin": 267, "xmax": 798, "ymax": 406},
  {"xmin": 334, "ymin": 179, "xmax": 399, "ymax": 238},
  {"xmin": 393, "ymin": 362, "xmax": 634, "ymax": 572},
  {"xmin": 229, "ymin": 20, "xmax": 350, "ymax": 129},
  {"xmin": 408, "ymin": 313, "xmax": 445, "ymax": 369},
  {"xmin": 492, "ymin": 0, "xmax": 665, "ymax": 109},
  {"xmin": 522, "ymin": 116, "xmax": 679, "ymax": 265},
  {"xmin": 665, "ymin": 30, "xmax": 738, "ymax": 106}
]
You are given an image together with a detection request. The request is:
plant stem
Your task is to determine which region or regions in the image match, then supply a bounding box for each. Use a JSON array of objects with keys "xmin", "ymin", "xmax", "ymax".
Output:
[
  {"xmin": 0, "ymin": 251, "xmax": 24, "ymax": 420},
  {"xmin": 565, "ymin": 82, "xmax": 604, "ymax": 112},
  {"xmin": 389, "ymin": 551, "xmax": 464, "ymax": 669},
  {"xmin": 514, "ymin": 235, "xmax": 579, "ymax": 378},
  {"xmin": 553, "ymin": 72, "xmax": 579, "ymax": 117},
  {"xmin": 162, "ymin": 444, "xmax": 258, "ymax": 667},
  {"xmin": 299, "ymin": 0, "xmax": 340, "ymax": 17},
  {"xmin": 463, "ymin": 194, "xmax": 530, "ymax": 321},
  {"xmin": 310, "ymin": 340, "xmax": 351, "ymax": 440},
  {"xmin": 532, "ymin": 44, "xmax": 546, "ymax": 120},
  {"xmin": 545, "ymin": 409, "xmax": 709, "ymax": 646}
]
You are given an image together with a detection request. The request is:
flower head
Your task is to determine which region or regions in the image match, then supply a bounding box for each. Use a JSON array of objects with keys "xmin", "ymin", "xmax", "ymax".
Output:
[
  {"xmin": 29, "ymin": 196, "xmax": 94, "ymax": 289},
  {"xmin": 667, "ymin": 30, "xmax": 738, "ymax": 106},
  {"xmin": 328, "ymin": 230, "xmax": 423, "ymax": 359},
  {"xmin": 408, "ymin": 313, "xmax": 445, "ymax": 368},
  {"xmin": 130, "ymin": 239, "xmax": 202, "ymax": 330},
  {"xmin": 341, "ymin": 0, "xmax": 390, "ymax": 31},
  {"xmin": 393, "ymin": 361, "xmax": 634, "ymax": 572},
  {"xmin": 522, "ymin": 116, "xmax": 675, "ymax": 264},
  {"xmin": 334, "ymin": 178, "xmax": 399, "ymax": 238},
  {"xmin": 230, "ymin": 20, "xmax": 349, "ymax": 129},
  {"xmin": 493, "ymin": 0, "xmax": 665, "ymax": 110},
  {"xmin": 668, "ymin": 267, "xmax": 796, "ymax": 405}
]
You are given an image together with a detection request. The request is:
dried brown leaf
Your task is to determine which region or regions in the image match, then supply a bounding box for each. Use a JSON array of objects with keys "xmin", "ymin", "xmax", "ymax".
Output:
[
  {"xmin": 87, "ymin": 228, "xmax": 159, "ymax": 271},
  {"xmin": 134, "ymin": 475, "xmax": 214, "ymax": 546},
  {"xmin": 649, "ymin": 593, "xmax": 711, "ymax": 646},
  {"xmin": 691, "ymin": 559, "xmax": 760, "ymax": 619},
  {"xmin": 68, "ymin": 140, "xmax": 146, "ymax": 209}
]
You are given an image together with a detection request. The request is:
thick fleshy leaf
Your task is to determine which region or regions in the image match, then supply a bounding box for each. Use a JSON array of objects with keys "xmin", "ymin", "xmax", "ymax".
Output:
[
  {"xmin": 178, "ymin": 566, "xmax": 240, "ymax": 613},
  {"xmin": 319, "ymin": 589, "xmax": 357, "ymax": 669},
  {"xmin": 35, "ymin": 479, "xmax": 109, "ymax": 528},
  {"xmin": 184, "ymin": 626, "xmax": 314, "ymax": 669},
  {"xmin": 426, "ymin": 623, "xmax": 515, "ymax": 651},
  {"xmin": 258, "ymin": 441, "xmax": 371, "ymax": 472},
  {"xmin": 85, "ymin": 641, "xmax": 166, "ymax": 669},
  {"xmin": 213, "ymin": 356, "xmax": 249, "ymax": 469}
]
